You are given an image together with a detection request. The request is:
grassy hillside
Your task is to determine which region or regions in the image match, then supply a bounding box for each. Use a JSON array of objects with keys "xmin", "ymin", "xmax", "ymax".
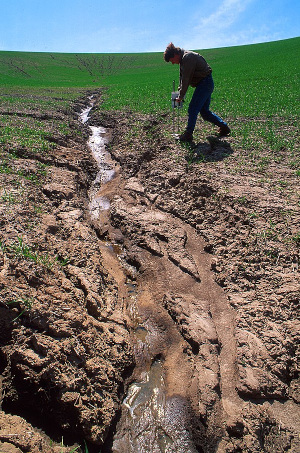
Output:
[
  {"xmin": 102, "ymin": 37, "xmax": 300, "ymax": 118},
  {"xmin": 0, "ymin": 37, "xmax": 299, "ymax": 116}
]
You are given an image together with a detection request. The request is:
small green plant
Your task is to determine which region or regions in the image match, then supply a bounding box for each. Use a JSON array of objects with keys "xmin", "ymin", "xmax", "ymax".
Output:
[
  {"xmin": 11, "ymin": 236, "xmax": 39, "ymax": 263},
  {"xmin": 278, "ymin": 180, "xmax": 288, "ymax": 187},
  {"xmin": 237, "ymin": 196, "xmax": 248, "ymax": 205},
  {"xmin": 1, "ymin": 236, "xmax": 56, "ymax": 269},
  {"xmin": 33, "ymin": 204, "xmax": 43, "ymax": 214},
  {"xmin": 58, "ymin": 436, "xmax": 81, "ymax": 453},
  {"xmin": 248, "ymin": 212, "xmax": 258, "ymax": 218},
  {"xmin": 38, "ymin": 252, "xmax": 54, "ymax": 270},
  {"xmin": 56, "ymin": 255, "xmax": 70, "ymax": 267},
  {"xmin": 6, "ymin": 296, "xmax": 34, "ymax": 321},
  {"xmin": 0, "ymin": 239, "xmax": 6, "ymax": 253},
  {"xmin": 36, "ymin": 161, "xmax": 49, "ymax": 176},
  {"xmin": 292, "ymin": 233, "xmax": 300, "ymax": 245},
  {"xmin": 266, "ymin": 248, "xmax": 280, "ymax": 261},
  {"xmin": 0, "ymin": 161, "xmax": 13, "ymax": 174},
  {"xmin": 1, "ymin": 190, "xmax": 16, "ymax": 204}
]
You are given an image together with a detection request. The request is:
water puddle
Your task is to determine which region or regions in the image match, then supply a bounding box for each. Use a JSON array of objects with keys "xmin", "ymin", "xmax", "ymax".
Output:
[
  {"xmin": 123, "ymin": 359, "xmax": 165, "ymax": 419},
  {"xmin": 135, "ymin": 326, "xmax": 148, "ymax": 342}
]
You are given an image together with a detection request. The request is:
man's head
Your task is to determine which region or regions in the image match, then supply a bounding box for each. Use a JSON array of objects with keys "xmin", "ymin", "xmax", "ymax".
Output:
[{"xmin": 164, "ymin": 42, "xmax": 182, "ymax": 63}]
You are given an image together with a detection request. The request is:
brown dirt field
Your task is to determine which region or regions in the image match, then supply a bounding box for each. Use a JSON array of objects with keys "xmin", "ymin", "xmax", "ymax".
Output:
[{"xmin": 0, "ymin": 92, "xmax": 299, "ymax": 452}]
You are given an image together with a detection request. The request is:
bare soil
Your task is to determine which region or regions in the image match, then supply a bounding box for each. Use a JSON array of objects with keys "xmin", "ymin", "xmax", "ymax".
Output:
[{"xmin": 0, "ymin": 92, "xmax": 299, "ymax": 452}]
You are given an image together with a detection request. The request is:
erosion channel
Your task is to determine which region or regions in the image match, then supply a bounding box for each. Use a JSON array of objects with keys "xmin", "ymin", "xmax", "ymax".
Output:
[
  {"xmin": 80, "ymin": 98, "xmax": 217, "ymax": 452},
  {"xmin": 79, "ymin": 98, "xmax": 299, "ymax": 453},
  {"xmin": 0, "ymin": 93, "xmax": 299, "ymax": 453}
]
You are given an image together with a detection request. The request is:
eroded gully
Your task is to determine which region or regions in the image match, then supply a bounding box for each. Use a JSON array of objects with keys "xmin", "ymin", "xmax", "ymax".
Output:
[{"xmin": 80, "ymin": 99, "xmax": 245, "ymax": 452}]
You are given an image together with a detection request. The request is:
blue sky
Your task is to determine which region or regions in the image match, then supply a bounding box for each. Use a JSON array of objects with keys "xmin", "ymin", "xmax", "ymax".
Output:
[{"xmin": 1, "ymin": 0, "xmax": 299, "ymax": 53}]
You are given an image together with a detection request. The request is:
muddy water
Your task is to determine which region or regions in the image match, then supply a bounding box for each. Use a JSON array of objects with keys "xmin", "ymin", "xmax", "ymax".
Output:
[
  {"xmin": 87, "ymin": 125, "xmax": 114, "ymax": 220},
  {"xmin": 112, "ymin": 331, "xmax": 198, "ymax": 453},
  {"xmin": 79, "ymin": 95, "xmax": 94, "ymax": 124},
  {"xmin": 80, "ymin": 103, "xmax": 198, "ymax": 452},
  {"xmin": 80, "ymin": 99, "xmax": 116, "ymax": 220}
]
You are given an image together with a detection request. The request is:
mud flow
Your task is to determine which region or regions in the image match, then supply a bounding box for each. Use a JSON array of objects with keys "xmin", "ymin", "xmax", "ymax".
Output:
[{"xmin": 81, "ymin": 101, "xmax": 200, "ymax": 452}]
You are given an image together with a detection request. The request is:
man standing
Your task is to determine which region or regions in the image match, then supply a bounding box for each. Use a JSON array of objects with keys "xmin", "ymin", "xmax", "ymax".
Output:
[{"xmin": 164, "ymin": 42, "xmax": 230, "ymax": 142}]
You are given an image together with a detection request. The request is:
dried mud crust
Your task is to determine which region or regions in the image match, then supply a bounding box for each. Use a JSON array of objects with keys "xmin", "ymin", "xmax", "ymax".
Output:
[
  {"xmin": 92, "ymin": 109, "xmax": 299, "ymax": 451},
  {"xmin": 0, "ymin": 95, "xmax": 299, "ymax": 453}
]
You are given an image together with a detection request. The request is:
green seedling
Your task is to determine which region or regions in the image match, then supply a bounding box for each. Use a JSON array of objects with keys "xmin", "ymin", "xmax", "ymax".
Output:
[
  {"xmin": 12, "ymin": 236, "xmax": 39, "ymax": 263},
  {"xmin": 56, "ymin": 256, "xmax": 70, "ymax": 267},
  {"xmin": 6, "ymin": 296, "xmax": 34, "ymax": 321},
  {"xmin": 59, "ymin": 436, "xmax": 81, "ymax": 453},
  {"xmin": 292, "ymin": 233, "xmax": 300, "ymax": 245},
  {"xmin": 2, "ymin": 237, "xmax": 55, "ymax": 269},
  {"xmin": 1, "ymin": 190, "xmax": 16, "ymax": 204},
  {"xmin": 38, "ymin": 252, "xmax": 54, "ymax": 270},
  {"xmin": 237, "ymin": 196, "xmax": 248, "ymax": 205},
  {"xmin": 248, "ymin": 212, "xmax": 258, "ymax": 218},
  {"xmin": 0, "ymin": 162, "xmax": 13, "ymax": 174},
  {"xmin": 33, "ymin": 204, "xmax": 43, "ymax": 214}
]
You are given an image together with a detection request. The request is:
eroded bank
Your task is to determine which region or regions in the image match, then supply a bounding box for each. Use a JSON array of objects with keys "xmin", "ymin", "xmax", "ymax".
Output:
[{"xmin": 0, "ymin": 92, "xmax": 298, "ymax": 453}]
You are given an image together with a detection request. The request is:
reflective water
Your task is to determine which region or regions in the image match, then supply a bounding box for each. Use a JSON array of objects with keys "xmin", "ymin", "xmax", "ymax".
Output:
[
  {"xmin": 113, "ymin": 359, "xmax": 197, "ymax": 453},
  {"xmin": 79, "ymin": 95, "xmax": 94, "ymax": 123},
  {"xmin": 123, "ymin": 359, "xmax": 165, "ymax": 419},
  {"xmin": 80, "ymin": 105, "xmax": 93, "ymax": 123},
  {"xmin": 113, "ymin": 281, "xmax": 197, "ymax": 452}
]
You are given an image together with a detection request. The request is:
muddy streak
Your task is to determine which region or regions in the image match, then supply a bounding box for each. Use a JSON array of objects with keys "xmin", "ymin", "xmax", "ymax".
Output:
[{"xmin": 113, "ymin": 286, "xmax": 198, "ymax": 451}]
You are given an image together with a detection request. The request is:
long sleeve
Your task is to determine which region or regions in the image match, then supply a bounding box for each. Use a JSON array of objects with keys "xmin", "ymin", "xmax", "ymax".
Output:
[
  {"xmin": 179, "ymin": 51, "xmax": 212, "ymax": 98},
  {"xmin": 179, "ymin": 61, "xmax": 195, "ymax": 98}
]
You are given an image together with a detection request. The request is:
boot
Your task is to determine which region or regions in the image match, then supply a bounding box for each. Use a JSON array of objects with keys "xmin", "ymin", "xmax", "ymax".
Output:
[
  {"xmin": 179, "ymin": 130, "xmax": 193, "ymax": 142},
  {"xmin": 218, "ymin": 124, "xmax": 231, "ymax": 136}
]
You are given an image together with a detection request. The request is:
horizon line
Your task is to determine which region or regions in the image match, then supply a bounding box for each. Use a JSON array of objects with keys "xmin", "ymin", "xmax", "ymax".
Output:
[{"xmin": 0, "ymin": 36, "xmax": 299, "ymax": 55}]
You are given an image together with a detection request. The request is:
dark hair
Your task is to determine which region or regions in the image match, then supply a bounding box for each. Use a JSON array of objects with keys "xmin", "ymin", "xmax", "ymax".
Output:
[{"xmin": 164, "ymin": 42, "xmax": 181, "ymax": 62}]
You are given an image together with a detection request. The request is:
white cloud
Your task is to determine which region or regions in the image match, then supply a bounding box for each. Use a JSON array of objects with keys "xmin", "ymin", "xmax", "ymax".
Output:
[
  {"xmin": 181, "ymin": 0, "xmax": 255, "ymax": 49},
  {"xmin": 198, "ymin": 0, "xmax": 252, "ymax": 29}
]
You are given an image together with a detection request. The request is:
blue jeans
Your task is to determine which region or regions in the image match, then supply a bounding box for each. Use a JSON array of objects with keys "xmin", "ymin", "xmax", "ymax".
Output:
[{"xmin": 187, "ymin": 73, "xmax": 227, "ymax": 133}]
